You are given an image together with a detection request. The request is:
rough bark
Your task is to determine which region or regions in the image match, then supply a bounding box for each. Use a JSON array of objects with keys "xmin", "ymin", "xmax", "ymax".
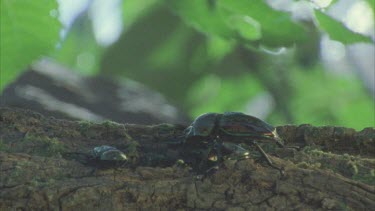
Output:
[{"xmin": 0, "ymin": 107, "xmax": 374, "ymax": 210}]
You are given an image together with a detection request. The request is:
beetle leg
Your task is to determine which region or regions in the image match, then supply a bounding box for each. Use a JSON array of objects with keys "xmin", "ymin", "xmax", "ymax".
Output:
[
  {"xmin": 214, "ymin": 138, "xmax": 225, "ymax": 163},
  {"xmin": 221, "ymin": 142, "xmax": 250, "ymax": 160},
  {"xmin": 278, "ymin": 141, "xmax": 300, "ymax": 150},
  {"xmin": 195, "ymin": 145, "xmax": 214, "ymax": 172},
  {"xmin": 224, "ymin": 153, "xmax": 250, "ymax": 161},
  {"xmin": 195, "ymin": 138, "xmax": 222, "ymax": 174},
  {"xmin": 286, "ymin": 145, "xmax": 301, "ymax": 150},
  {"xmin": 205, "ymin": 137, "xmax": 224, "ymax": 162},
  {"xmin": 205, "ymin": 165, "xmax": 220, "ymax": 176},
  {"xmin": 275, "ymin": 137, "xmax": 300, "ymax": 150},
  {"xmin": 253, "ymin": 142, "xmax": 285, "ymax": 176}
]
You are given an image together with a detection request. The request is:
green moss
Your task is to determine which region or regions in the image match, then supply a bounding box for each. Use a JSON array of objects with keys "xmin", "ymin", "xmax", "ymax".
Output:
[
  {"xmin": 296, "ymin": 161, "xmax": 321, "ymax": 169},
  {"xmin": 352, "ymin": 169, "xmax": 375, "ymax": 185},
  {"xmin": 299, "ymin": 148, "xmax": 375, "ymax": 185},
  {"xmin": 30, "ymin": 177, "xmax": 57, "ymax": 187},
  {"xmin": 155, "ymin": 123, "xmax": 174, "ymax": 131},
  {"xmin": 78, "ymin": 121, "xmax": 97, "ymax": 138},
  {"xmin": 23, "ymin": 133, "xmax": 66, "ymax": 157},
  {"xmin": 307, "ymin": 148, "xmax": 335, "ymax": 158},
  {"xmin": 153, "ymin": 123, "xmax": 181, "ymax": 138},
  {"xmin": 126, "ymin": 141, "xmax": 139, "ymax": 154},
  {"xmin": 102, "ymin": 120, "xmax": 122, "ymax": 128},
  {"xmin": 124, "ymin": 141, "xmax": 139, "ymax": 158},
  {"xmin": 11, "ymin": 165, "xmax": 22, "ymax": 177},
  {"xmin": 337, "ymin": 202, "xmax": 353, "ymax": 211},
  {"xmin": 78, "ymin": 120, "xmax": 95, "ymax": 132},
  {"xmin": 0, "ymin": 138, "xmax": 9, "ymax": 152}
]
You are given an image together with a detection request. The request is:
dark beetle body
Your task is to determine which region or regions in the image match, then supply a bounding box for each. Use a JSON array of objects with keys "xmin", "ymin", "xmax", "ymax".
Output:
[
  {"xmin": 88, "ymin": 145, "xmax": 128, "ymax": 168},
  {"xmin": 63, "ymin": 145, "xmax": 128, "ymax": 169},
  {"xmin": 91, "ymin": 145, "xmax": 128, "ymax": 161},
  {"xmin": 185, "ymin": 112, "xmax": 281, "ymax": 144},
  {"xmin": 184, "ymin": 112, "xmax": 287, "ymax": 174}
]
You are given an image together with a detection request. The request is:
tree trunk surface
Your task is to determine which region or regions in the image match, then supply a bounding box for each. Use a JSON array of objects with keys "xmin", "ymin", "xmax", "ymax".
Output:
[{"xmin": 0, "ymin": 107, "xmax": 374, "ymax": 210}]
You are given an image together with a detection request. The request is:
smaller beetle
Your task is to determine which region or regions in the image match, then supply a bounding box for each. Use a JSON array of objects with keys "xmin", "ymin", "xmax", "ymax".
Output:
[
  {"xmin": 63, "ymin": 145, "xmax": 128, "ymax": 168},
  {"xmin": 184, "ymin": 112, "xmax": 292, "ymax": 175},
  {"xmin": 92, "ymin": 145, "xmax": 128, "ymax": 162},
  {"xmin": 63, "ymin": 145, "xmax": 128, "ymax": 181}
]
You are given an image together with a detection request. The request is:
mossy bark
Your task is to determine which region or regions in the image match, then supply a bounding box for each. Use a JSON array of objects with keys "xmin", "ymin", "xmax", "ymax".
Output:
[{"xmin": 0, "ymin": 107, "xmax": 374, "ymax": 210}]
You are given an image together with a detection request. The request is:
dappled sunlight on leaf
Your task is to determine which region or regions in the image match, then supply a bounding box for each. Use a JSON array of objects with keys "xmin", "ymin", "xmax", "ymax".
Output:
[{"xmin": 314, "ymin": 10, "xmax": 373, "ymax": 44}]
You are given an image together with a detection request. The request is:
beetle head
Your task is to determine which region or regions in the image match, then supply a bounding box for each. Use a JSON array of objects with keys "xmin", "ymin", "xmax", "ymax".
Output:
[
  {"xmin": 185, "ymin": 113, "xmax": 221, "ymax": 138},
  {"xmin": 262, "ymin": 129, "xmax": 285, "ymax": 147},
  {"xmin": 100, "ymin": 149, "xmax": 128, "ymax": 161}
]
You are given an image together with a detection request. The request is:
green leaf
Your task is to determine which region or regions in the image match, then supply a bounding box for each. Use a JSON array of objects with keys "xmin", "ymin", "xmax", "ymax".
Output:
[
  {"xmin": 227, "ymin": 15, "xmax": 261, "ymax": 41},
  {"xmin": 314, "ymin": 10, "xmax": 373, "ymax": 44},
  {"xmin": 123, "ymin": 0, "xmax": 159, "ymax": 27},
  {"xmin": 0, "ymin": 0, "xmax": 60, "ymax": 91},
  {"xmin": 167, "ymin": 0, "xmax": 234, "ymax": 39},
  {"xmin": 217, "ymin": 0, "xmax": 307, "ymax": 46},
  {"xmin": 187, "ymin": 73, "xmax": 265, "ymax": 117},
  {"xmin": 167, "ymin": 0, "xmax": 307, "ymax": 47},
  {"xmin": 366, "ymin": 0, "xmax": 374, "ymax": 11},
  {"xmin": 52, "ymin": 14, "xmax": 102, "ymax": 75},
  {"xmin": 146, "ymin": 24, "xmax": 194, "ymax": 70},
  {"xmin": 206, "ymin": 36, "xmax": 235, "ymax": 62},
  {"xmin": 289, "ymin": 66, "xmax": 375, "ymax": 130}
]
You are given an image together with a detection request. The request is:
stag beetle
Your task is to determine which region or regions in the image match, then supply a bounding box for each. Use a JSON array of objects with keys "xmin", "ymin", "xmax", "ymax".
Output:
[{"xmin": 183, "ymin": 112, "xmax": 294, "ymax": 175}]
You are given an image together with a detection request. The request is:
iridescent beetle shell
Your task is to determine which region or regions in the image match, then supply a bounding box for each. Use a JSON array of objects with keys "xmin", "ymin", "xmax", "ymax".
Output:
[
  {"xmin": 218, "ymin": 112, "xmax": 278, "ymax": 139},
  {"xmin": 92, "ymin": 145, "xmax": 127, "ymax": 161},
  {"xmin": 185, "ymin": 112, "xmax": 279, "ymax": 140}
]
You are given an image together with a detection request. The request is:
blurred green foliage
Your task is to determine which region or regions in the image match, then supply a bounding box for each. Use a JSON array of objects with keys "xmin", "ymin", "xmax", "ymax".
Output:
[
  {"xmin": 269, "ymin": 66, "xmax": 375, "ymax": 128},
  {"xmin": 51, "ymin": 13, "xmax": 103, "ymax": 75},
  {"xmin": 169, "ymin": 0, "xmax": 308, "ymax": 47},
  {"xmin": 0, "ymin": 0, "xmax": 374, "ymax": 129},
  {"xmin": 187, "ymin": 73, "xmax": 264, "ymax": 116},
  {"xmin": 0, "ymin": 0, "xmax": 60, "ymax": 90}
]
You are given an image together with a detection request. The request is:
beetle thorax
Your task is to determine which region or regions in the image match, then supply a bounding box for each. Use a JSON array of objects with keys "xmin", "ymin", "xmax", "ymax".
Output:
[{"xmin": 185, "ymin": 113, "xmax": 222, "ymax": 138}]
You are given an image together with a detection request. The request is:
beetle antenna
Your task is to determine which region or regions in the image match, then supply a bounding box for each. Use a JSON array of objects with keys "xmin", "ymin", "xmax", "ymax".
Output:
[{"xmin": 253, "ymin": 141, "xmax": 285, "ymax": 176}]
